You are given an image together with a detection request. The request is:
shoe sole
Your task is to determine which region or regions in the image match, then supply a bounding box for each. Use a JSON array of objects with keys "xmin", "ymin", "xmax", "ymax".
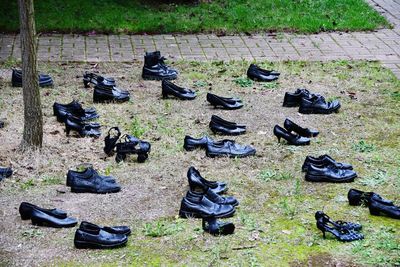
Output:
[
  {"xmin": 206, "ymin": 150, "xmax": 256, "ymax": 158},
  {"xmin": 74, "ymin": 239, "xmax": 128, "ymax": 249},
  {"xmin": 31, "ymin": 217, "xmax": 77, "ymax": 228},
  {"xmin": 210, "ymin": 128, "xmax": 246, "ymax": 136},
  {"xmin": 179, "ymin": 208, "xmax": 235, "ymax": 219},
  {"xmin": 299, "ymin": 105, "xmax": 341, "ymax": 114},
  {"xmin": 305, "ymin": 173, "xmax": 356, "ymax": 183},
  {"xmin": 142, "ymin": 74, "xmax": 177, "ymax": 81},
  {"xmin": 70, "ymin": 187, "xmax": 121, "ymax": 194}
]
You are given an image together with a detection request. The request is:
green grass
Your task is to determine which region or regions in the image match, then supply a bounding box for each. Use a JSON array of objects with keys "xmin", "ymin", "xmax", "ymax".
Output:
[{"xmin": 0, "ymin": 0, "xmax": 389, "ymax": 34}]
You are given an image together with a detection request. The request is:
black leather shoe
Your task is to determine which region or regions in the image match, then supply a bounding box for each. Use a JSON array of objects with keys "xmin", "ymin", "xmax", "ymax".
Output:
[
  {"xmin": 187, "ymin": 166, "xmax": 227, "ymax": 195},
  {"xmin": 65, "ymin": 115, "xmax": 101, "ymax": 138},
  {"xmin": 0, "ymin": 167, "xmax": 12, "ymax": 180},
  {"xmin": 31, "ymin": 209, "xmax": 77, "ymax": 228},
  {"xmin": 273, "ymin": 125, "xmax": 310, "ymax": 146},
  {"xmin": 247, "ymin": 64, "xmax": 279, "ymax": 82},
  {"xmin": 83, "ymin": 72, "xmax": 117, "ymax": 89},
  {"xmin": 115, "ymin": 135, "xmax": 151, "ymax": 163},
  {"xmin": 299, "ymin": 95, "xmax": 340, "ymax": 114},
  {"xmin": 202, "ymin": 217, "xmax": 235, "ymax": 236},
  {"xmin": 305, "ymin": 165, "xmax": 357, "ymax": 183},
  {"xmin": 369, "ymin": 199, "xmax": 400, "ymax": 219},
  {"xmin": 348, "ymin": 189, "xmax": 394, "ymax": 206},
  {"xmin": 74, "ymin": 224, "xmax": 128, "ymax": 249},
  {"xmin": 142, "ymin": 51, "xmax": 178, "ymax": 80},
  {"xmin": 183, "ymin": 135, "xmax": 214, "ymax": 151},
  {"xmin": 302, "ymin": 155, "xmax": 353, "ymax": 172},
  {"xmin": 12, "ymin": 68, "xmax": 53, "ymax": 87},
  {"xmin": 66, "ymin": 165, "xmax": 116, "ymax": 187},
  {"xmin": 205, "ymin": 188, "xmax": 238, "ymax": 206},
  {"xmin": 283, "ymin": 88, "xmax": 312, "ymax": 107},
  {"xmin": 53, "ymin": 100, "xmax": 98, "ymax": 122},
  {"xmin": 283, "ymin": 118, "xmax": 319, "ymax": 137},
  {"xmin": 179, "ymin": 191, "xmax": 235, "ymax": 218},
  {"xmin": 206, "ymin": 93, "xmax": 243, "ymax": 110},
  {"xmin": 209, "ymin": 115, "xmax": 246, "ymax": 135},
  {"xmin": 316, "ymin": 211, "xmax": 363, "ymax": 242},
  {"xmin": 104, "ymin": 127, "xmax": 122, "ymax": 156},
  {"xmin": 67, "ymin": 166, "xmax": 121, "ymax": 194},
  {"xmin": 93, "ymin": 86, "xmax": 130, "ymax": 103},
  {"xmin": 206, "ymin": 139, "xmax": 256, "ymax": 158},
  {"xmin": 19, "ymin": 202, "xmax": 67, "ymax": 220},
  {"xmin": 162, "ymin": 80, "xmax": 196, "ymax": 100},
  {"xmin": 80, "ymin": 221, "xmax": 131, "ymax": 236},
  {"xmin": 315, "ymin": 211, "xmax": 362, "ymax": 231}
]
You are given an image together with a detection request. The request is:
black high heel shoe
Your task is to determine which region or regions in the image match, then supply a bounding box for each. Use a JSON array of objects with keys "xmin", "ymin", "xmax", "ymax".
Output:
[
  {"xmin": 273, "ymin": 125, "xmax": 310, "ymax": 146},
  {"xmin": 202, "ymin": 217, "xmax": 235, "ymax": 236},
  {"xmin": 283, "ymin": 118, "xmax": 319, "ymax": 137},
  {"xmin": 315, "ymin": 211, "xmax": 361, "ymax": 231}
]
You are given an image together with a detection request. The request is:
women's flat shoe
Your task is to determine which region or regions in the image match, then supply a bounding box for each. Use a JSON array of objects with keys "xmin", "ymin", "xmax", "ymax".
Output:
[
  {"xmin": 247, "ymin": 64, "xmax": 279, "ymax": 82},
  {"xmin": 142, "ymin": 51, "xmax": 178, "ymax": 80},
  {"xmin": 347, "ymin": 189, "xmax": 393, "ymax": 206},
  {"xmin": 206, "ymin": 93, "xmax": 243, "ymax": 110},
  {"xmin": 302, "ymin": 155, "xmax": 352, "ymax": 172},
  {"xmin": 19, "ymin": 202, "xmax": 67, "ymax": 220},
  {"xmin": 283, "ymin": 88, "xmax": 312, "ymax": 107},
  {"xmin": 273, "ymin": 125, "xmax": 310, "ymax": 146},
  {"xmin": 209, "ymin": 115, "xmax": 246, "ymax": 135},
  {"xmin": 31, "ymin": 209, "xmax": 77, "ymax": 228},
  {"xmin": 183, "ymin": 135, "xmax": 215, "ymax": 151},
  {"xmin": 83, "ymin": 72, "xmax": 119, "ymax": 89},
  {"xmin": 369, "ymin": 199, "xmax": 400, "ymax": 219},
  {"xmin": 161, "ymin": 80, "xmax": 196, "ymax": 100},
  {"xmin": 65, "ymin": 115, "xmax": 101, "ymax": 138},
  {"xmin": 79, "ymin": 221, "xmax": 131, "ymax": 236},
  {"xmin": 12, "ymin": 68, "xmax": 53, "ymax": 87},
  {"xmin": 74, "ymin": 225, "xmax": 128, "ymax": 249},
  {"xmin": 93, "ymin": 86, "xmax": 130, "ymax": 103},
  {"xmin": 205, "ymin": 140, "xmax": 256, "ymax": 158},
  {"xmin": 283, "ymin": 118, "xmax": 319, "ymax": 137},
  {"xmin": 202, "ymin": 217, "xmax": 235, "ymax": 236},
  {"xmin": 305, "ymin": 164, "xmax": 357, "ymax": 183},
  {"xmin": 187, "ymin": 166, "xmax": 227, "ymax": 195},
  {"xmin": 299, "ymin": 95, "xmax": 340, "ymax": 114}
]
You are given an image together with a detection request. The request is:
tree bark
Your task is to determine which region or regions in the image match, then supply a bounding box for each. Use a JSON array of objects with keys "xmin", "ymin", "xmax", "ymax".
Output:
[{"xmin": 18, "ymin": 0, "xmax": 43, "ymax": 148}]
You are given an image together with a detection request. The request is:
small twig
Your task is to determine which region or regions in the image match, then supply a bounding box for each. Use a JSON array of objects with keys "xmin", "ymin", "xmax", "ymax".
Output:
[{"xmin": 232, "ymin": 245, "xmax": 257, "ymax": 250}]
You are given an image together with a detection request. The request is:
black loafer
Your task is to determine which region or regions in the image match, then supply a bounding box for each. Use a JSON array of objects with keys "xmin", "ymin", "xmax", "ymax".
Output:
[
  {"xmin": 179, "ymin": 191, "xmax": 235, "ymax": 218},
  {"xmin": 282, "ymin": 88, "xmax": 312, "ymax": 107},
  {"xmin": 273, "ymin": 125, "xmax": 310, "ymax": 146},
  {"xmin": 206, "ymin": 93, "xmax": 243, "ymax": 110},
  {"xmin": 206, "ymin": 139, "xmax": 256, "ymax": 158},
  {"xmin": 247, "ymin": 64, "xmax": 279, "ymax": 82},
  {"xmin": 162, "ymin": 80, "xmax": 196, "ymax": 100},
  {"xmin": 283, "ymin": 118, "xmax": 319, "ymax": 137},
  {"xmin": 183, "ymin": 135, "xmax": 215, "ymax": 151},
  {"xmin": 369, "ymin": 199, "xmax": 400, "ymax": 219},
  {"xmin": 93, "ymin": 86, "xmax": 130, "ymax": 103},
  {"xmin": 80, "ymin": 221, "xmax": 131, "ymax": 236},
  {"xmin": 83, "ymin": 72, "xmax": 118, "ymax": 89},
  {"xmin": 202, "ymin": 217, "xmax": 235, "ymax": 236},
  {"xmin": 142, "ymin": 51, "xmax": 178, "ymax": 80},
  {"xmin": 12, "ymin": 68, "xmax": 53, "ymax": 87},
  {"xmin": 305, "ymin": 164, "xmax": 357, "ymax": 183},
  {"xmin": 302, "ymin": 155, "xmax": 352, "ymax": 172},
  {"xmin": 31, "ymin": 209, "xmax": 77, "ymax": 228},
  {"xmin": 19, "ymin": 202, "xmax": 67, "ymax": 220},
  {"xmin": 209, "ymin": 115, "xmax": 246, "ymax": 135},
  {"xmin": 299, "ymin": 95, "xmax": 340, "ymax": 114},
  {"xmin": 65, "ymin": 115, "xmax": 101, "ymax": 138},
  {"xmin": 205, "ymin": 188, "xmax": 238, "ymax": 206},
  {"xmin": 74, "ymin": 224, "xmax": 128, "ymax": 249},
  {"xmin": 66, "ymin": 166, "xmax": 116, "ymax": 187},
  {"xmin": 348, "ymin": 189, "xmax": 394, "ymax": 206},
  {"xmin": 0, "ymin": 167, "xmax": 13, "ymax": 180},
  {"xmin": 53, "ymin": 100, "xmax": 98, "ymax": 122},
  {"xmin": 187, "ymin": 166, "xmax": 227, "ymax": 195}
]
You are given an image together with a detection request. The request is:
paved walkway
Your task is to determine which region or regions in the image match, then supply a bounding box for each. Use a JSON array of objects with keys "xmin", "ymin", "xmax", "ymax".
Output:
[{"xmin": 0, "ymin": 0, "xmax": 399, "ymax": 78}]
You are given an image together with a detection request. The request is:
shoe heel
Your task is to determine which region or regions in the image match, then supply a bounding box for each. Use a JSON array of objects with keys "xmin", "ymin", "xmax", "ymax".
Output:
[
  {"xmin": 277, "ymin": 136, "xmax": 281, "ymax": 143},
  {"xmin": 83, "ymin": 80, "xmax": 90, "ymax": 88},
  {"xmin": 20, "ymin": 214, "xmax": 31, "ymax": 220},
  {"xmin": 322, "ymin": 230, "xmax": 326, "ymax": 239},
  {"xmin": 179, "ymin": 210, "xmax": 198, "ymax": 218},
  {"xmin": 31, "ymin": 217, "xmax": 44, "ymax": 226},
  {"xmin": 162, "ymin": 92, "xmax": 168, "ymax": 99},
  {"xmin": 65, "ymin": 126, "xmax": 71, "ymax": 136}
]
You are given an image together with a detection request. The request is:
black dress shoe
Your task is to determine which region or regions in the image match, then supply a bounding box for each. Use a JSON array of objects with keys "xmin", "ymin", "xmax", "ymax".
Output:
[
  {"xmin": 206, "ymin": 93, "xmax": 243, "ymax": 110},
  {"xmin": 282, "ymin": 88, "xmax": 312, "ymax": 107},
  {"xmin": 316, "ymin": 211, "xmax": 363, "ymax": 242},
  {"xmin": 315, "ymin": 211, "xmax": 362, "ymax": 231},
  {"xmin": 0, "ymin": 167, "xmax": 12, "ymax": 180},
  {"xmin": 31, "ymin": 209, "xmax": 77, "ymax": 228},
  {"xmin": 115, "ymin": 135, "xmax": 151, "ymax": 163},
  {"xmin": 74, "ymin": 224, "xmax": 128, "ymax": 249},
  {"xmin": 162, "ymin": 80, "xmax": 196, "ymax": 100},
  {"xmin": 209, "ymin": 115, "xmax": 246, "ymax": 135},
  {"xmin": 205, "ymin": 188, "xmax": 238, "ymax": 206},
  {"xmin": 302, "ymin": 155, "xmax": 353, "ymax": 172},
  {"xmin": 142, "ymin": 51, "xmax": 178, "ymax": 80},
  {"xmin": 19, "ymin": 202, "xmax": 67, "ymax": 220},
  {"xmin": 283, "ymin": 118, "xmax": 319, "ymax": 137},
  {"xmin": 80, "ymin": 221, "xmax": 131, "ymax": 236},
  {"xmin": 65, "ymin": 115, "xmax": 101, "ymax": 138},
  {"xmin": 183, "ymin": 135, "xmax": 215, "ymax": 151},
  {"xmin": 305, "ymin": 164, "xmax": 357, "ymax": 183},
  {"xmin": 187, "ymin": 166, "xmax": 227, "ymax": 195},
  {"xmin": 348, "ymin": 189, "xmax": 394, "ymax": 206},
  {"xmin": 12, "ymin": 68, "xmax": 53, "ymax": 87},
  {"xmin": 247, "ymin": 64, "xmax": 279, "ymax": 82},
  {"xmin": 67, "ymin": 166, "xmax": 121, "ymax": 194},
  {"xmin": 369, "ymin": 199, "xmax": 400, "ymax": 219},
  {"xmin": 93, "ymin": 86, "xmax": 130, "ymax": 103},
  {"xmin": 53, "ymin": 100, "xmax": 98, "ymax": 122},
  {"xmin": 202, "ymin": 217, "xmax": 235, "ymax": 236},
  {"xmin": 83, "ymin": 72, "xmax": 118, "ymax": 89},
  {"xmin": 179, "ymin": 191, "xmax": 235, "ymax": 218},
  {"xmin": 299, "ymin": 95, "xmax": 340, "ymax": 114},
  {"xmin": 66, "ymin": 166, "xmax": 116, "ymax": 187},
  {"xmin": 206, "ymin": 139, "xmax": 256, "ymax": 158},
  {"xmin": 273, "ymin": 125, "xmax": 310, "ymax": 146}
]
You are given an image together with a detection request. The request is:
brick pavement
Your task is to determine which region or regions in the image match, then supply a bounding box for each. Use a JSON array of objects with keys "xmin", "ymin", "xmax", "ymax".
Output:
[{"xmin": 0, "ymin": 0, "xmax": 399, "ymax": 78}]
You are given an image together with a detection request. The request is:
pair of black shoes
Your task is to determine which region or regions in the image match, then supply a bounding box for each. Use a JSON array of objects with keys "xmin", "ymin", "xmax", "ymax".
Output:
[
  {"xmin": 283, "ymin": 88, "xmax": 340, "ymax": 114},
  {"xmin": 210, "ymin": 115, "xmax": 246, "ymax": 135},
  {"xmin": 67, "ymin": 165, "xmax": 121, "ymax": 194},
  {"xmin": 161, "ymin": 80, "xmax": 196, "ymax": 100},
  {"xmin": 53, "ymin": 100, "xmax": 101, "ymax": 138},
  {"xmin": 302, "ymin": 155, "xmax": 356, "ymax": 183},
  {"xmin": 207, "ymin": 93, "xmax": 243, "ymax": 110},
  {"xmin": 0, "ymin": 167, "xmax": 12, "ymax": 181},
  {"xmin": 315, "ymin": 211, "xmax": 363, "ymax": 242},
  {"xmin": 247, "ymin": 64, "xmax": 280, "ymax": 82},
  {"xmin": 273, "ymin": 118, "xmax": 318, "ymax": 146},
  {"xmin": 19, "ymin": 202, "xmax": 77, "ymax": 228},
  {"xmin": 179, "ymin": 167, "xmax": 235, "ymax": 235},
  {"xmin": 75, "ymin": 221, "xmax": 131, "ymax": 249},
  {"xmin": 104, "ymin": 127, "xmax": 151, "ymax": 163},
  {"xmin": 12, "ymin": 68, "xmax": 54, "ymax": 87},
  {"xmin": 142, "ymin": 51, "xmax": 178, "ymax": 80},
  {"xmin": 184, "ymin": 135, "xmax": 256, "ymax": 158},
  {"xmin": 83, "ymin": 72, "xmax": 130, "ymax": 103},
  {"xmin": 348, "ymin": 189, "xmax": 399, "ymax": 219}
]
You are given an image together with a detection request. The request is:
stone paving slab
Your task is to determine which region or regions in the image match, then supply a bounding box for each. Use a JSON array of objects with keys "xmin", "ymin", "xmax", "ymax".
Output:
[{"xmin": 0, "ymin": 0, "xmax": 399, "ymax": 79}]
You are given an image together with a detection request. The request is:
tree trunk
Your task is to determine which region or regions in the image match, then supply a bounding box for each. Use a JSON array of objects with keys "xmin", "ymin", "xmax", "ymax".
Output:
[{"xmin": 18, "ymin": 0, "xmax": 43, "ymax": 148}]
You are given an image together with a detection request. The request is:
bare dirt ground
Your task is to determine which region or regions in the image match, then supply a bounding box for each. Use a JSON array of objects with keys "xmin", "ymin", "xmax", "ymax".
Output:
[{"xmin": 0, "ymin": 60, "xmax": 399, "ymax": 266}]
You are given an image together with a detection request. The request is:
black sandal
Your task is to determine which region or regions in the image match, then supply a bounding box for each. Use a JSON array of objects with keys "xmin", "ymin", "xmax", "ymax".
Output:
[{"xmin": 115, "ymin": 135, "xmax": 151, "ymax": 163}]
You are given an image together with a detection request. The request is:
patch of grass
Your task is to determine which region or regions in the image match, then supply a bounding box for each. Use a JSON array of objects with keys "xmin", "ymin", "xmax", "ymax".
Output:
[
  {"xmin": 234, "ymin": 77, "xmax": 254, "ymax": 87},
  {"xmin": 21, "ymin": 229, "xmax": 43, "ymax": 238},
  {"xmin": 129, "ymin": 116, "xmax": 146, "ymax": 138},
  {"xmin": 262, "ymin": 82, "xmax": 279, "ymax": 89},
  {"xmin": 352, "ymin": 140, "xmax": 376, "ymax": 153},
  {"xmin": 0, "ymin": 0, "xmax": 389, "ymax": 34},
  {"xmin": 143, "ymin": 218, "xmax": 185, "ymax": 237},
  {"xmin": 40, "ymin": 176, "xmax": 63, "ymax": 185},
  {"xmin": 193, "ymin": 80, "xmax": 208, "ymax": 88},
  {"xmin": 20, "ymin": 179, "xmax": 36, "ymax": 190},
  {"xmin": 358, "ymin": 169, "xmax": 389, "ymax": 186},
  {"xmin": 257, "ymin": 169, "xmax": 294, "ymax": 182}
]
